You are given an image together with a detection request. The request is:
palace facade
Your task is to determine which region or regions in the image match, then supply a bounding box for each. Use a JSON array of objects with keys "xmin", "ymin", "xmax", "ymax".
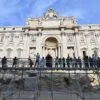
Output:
[{"xmin": 0, "ymin": 9, "xmax": 100, "ymax": 58}]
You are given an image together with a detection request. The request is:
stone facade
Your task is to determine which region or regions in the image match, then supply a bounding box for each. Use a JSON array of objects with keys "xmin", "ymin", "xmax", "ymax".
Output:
[{"xmin": 0, "ymin": 9, "xmax": 100, "ymax": 58}]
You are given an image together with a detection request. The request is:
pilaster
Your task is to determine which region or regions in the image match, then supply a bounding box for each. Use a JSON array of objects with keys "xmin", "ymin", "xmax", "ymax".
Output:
[
  {"xmin": 61, "ymin": 28, "xmax": 66, "ymax": 58},
  {"xmin": 36, "ymin": 28, "xmax": 42, "ymax": 56}
]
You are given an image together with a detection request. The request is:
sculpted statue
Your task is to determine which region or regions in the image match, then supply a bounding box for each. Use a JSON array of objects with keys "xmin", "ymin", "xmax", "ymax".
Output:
[{"xmin": 44, "ymin": 8, "xmax": 58, "ymax": 19}]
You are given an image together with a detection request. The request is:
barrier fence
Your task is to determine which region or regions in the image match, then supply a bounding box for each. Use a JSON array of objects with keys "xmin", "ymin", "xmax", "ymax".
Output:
[
  {"xmin": 0, "ymin": 58, "xmax": 100, "ymax": 70},
  {"xmin": 0, "ymin": 58, "xmax": 100, "ymax": 100}
]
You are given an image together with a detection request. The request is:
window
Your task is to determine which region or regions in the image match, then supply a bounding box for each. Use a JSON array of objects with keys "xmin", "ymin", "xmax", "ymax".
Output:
[
  {"xmin": 67, "ymin": 46, "xmax": 74, "ymax": 50},
  {"xmin": 90, "ymin": 36, "xmax": 96, "ymax": 45},
  {"xmin": 29, "ymin": 47, "xmax": 36, "ymax": 58},
  {"xmin": 67, "ymin": 36, "xmax": 74, "ymax": 45},
  {"xmin": 67, "ymin": 46, "xmax": 74, "ymax": 57},
  {"xmin": 80, "ymin": 36, "xmax": 85, "ymax": 45},
  {"xmin": 12, "ymin": 28, "xmax": 15, "ymax": 30},
  {"xmin": 7, "ymin": 48, "xmax": 12, "ymax": 58},
  {"xmin": 30, "ymin": 36, "xmax": 36, "ymax": 45},
  {"xmin": 30, "ymin": 47, "xmax": 36, "ymax": 49},
  {"xmin": 17, "ymin": 48, "xmax": 23, "ymax": 58},
  {"xmin": 81, "ymin": 47, "xmax": 87, "ymax": 58}
]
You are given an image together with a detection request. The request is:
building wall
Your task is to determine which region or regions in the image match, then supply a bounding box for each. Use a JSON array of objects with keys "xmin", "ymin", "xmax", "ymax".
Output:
[{"xmin": 0, "ymin": 9, "xmax": 100, "ymax": 59}]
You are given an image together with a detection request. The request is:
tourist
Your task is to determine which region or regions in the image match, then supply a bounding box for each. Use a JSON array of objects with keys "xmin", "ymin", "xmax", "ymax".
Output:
[
  {"xmin": 34, "ymin": 53, "xmax": 40, "ymax": 68},
  {"xmin": 40, "ymin": 57, "xmax": 45, "ymax": 68},
  {"xmin": 58, "ymin": 58, "xmax": 62, "ymax": 68},
  {"xmin": 12, "ymin": 57, "xmax": 18, "ymax": 68},
  {"xmin": 88, "ymin": 56, "xmax": 93, "ymax": 68},
  {"xmin": 46, "ymin": 54, "xmax": 52, "ymax": 68},
  {"xmin": 66, "ymin": 54, "xmax": 70, "ymax": 68},
  {"xmin": 77, "ymin": 57, "xmax": 82, "ymax": 68},
  {"xmin": 97, "ymin": 57, "xmax": 100, "ymax": 68},
  {"xmin": 55, "ymin": 56, "xmax": 59, "ymax": 68},
  {"xmin": 92, "ymin": 54, "xmax": 97, "ymax": 68},
  {"xmin": 72, "ymin": 56, "xmax": 77, "ymax": 68},
  {"xmin": 83, "ymin": 55, "xmax": 89, "ymax": 68},
  {"xmin": 28, "ymin": 57, "xmax": 33, "ymax": 68},
  {"xmin": 62, "ymin": 57, "xmax": 65, "ymax": 68},
  {"xmin": 1, "ymin": 56, "xmax": 7, "ymax": 68}
]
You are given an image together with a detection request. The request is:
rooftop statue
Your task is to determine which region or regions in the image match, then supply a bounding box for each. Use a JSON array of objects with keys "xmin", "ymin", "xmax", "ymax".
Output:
[{"xmin": 44, "ymin": 8, "xmax": 58, "ymax": 19}]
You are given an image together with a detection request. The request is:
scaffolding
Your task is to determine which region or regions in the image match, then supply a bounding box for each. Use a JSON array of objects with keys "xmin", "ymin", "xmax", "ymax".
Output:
[{"xmin": 0, "ymin": 59, "xmax": 100, "ymax": 100}]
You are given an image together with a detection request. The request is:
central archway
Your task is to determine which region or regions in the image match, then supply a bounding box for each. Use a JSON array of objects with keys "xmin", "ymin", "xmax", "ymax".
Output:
[{"xmin": 45, "ymin": 37, "xmax": 58, "ymax": 58}]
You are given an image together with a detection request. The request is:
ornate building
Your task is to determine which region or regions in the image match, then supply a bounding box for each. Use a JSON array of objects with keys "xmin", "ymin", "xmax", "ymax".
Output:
[{"xmin": 0, "ymin": 9, "xmax": 100, "ymax": 58}]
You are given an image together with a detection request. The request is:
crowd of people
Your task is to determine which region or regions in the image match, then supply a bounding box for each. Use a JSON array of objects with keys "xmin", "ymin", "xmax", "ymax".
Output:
[{"xmin": 0, "ymin": 53, "xmax": 100, "ymax": 69}]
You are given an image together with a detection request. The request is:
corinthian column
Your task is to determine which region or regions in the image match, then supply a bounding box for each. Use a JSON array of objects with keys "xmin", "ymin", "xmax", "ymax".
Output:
[
  {"xmin": 36, "ymin": 29, "xmax": 42, "ymax": 55},
  {"xmin": 61, "ymin": 31, "xmax": 66, "ymax": 58}
]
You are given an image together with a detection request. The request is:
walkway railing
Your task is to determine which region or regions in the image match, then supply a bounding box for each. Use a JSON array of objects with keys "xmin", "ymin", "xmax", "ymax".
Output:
[{"xmin": 0, "ymin": 58, "xmax": 100, "ymax": 70}]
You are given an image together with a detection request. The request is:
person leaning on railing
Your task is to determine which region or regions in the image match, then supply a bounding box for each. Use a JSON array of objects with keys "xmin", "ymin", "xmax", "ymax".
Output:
[
  {"xmin": 34, "ymin": 53, "xmax": 40, "ymax": 68},
  {"xmin": 62, "ymin": 57, "xmax": 65, "ymax": 68},
  {"xmin": 46, "ymin": 54, "xmax": 52, "ymax": 68},
  {"xmin": 55, "ymin": 56, "xmax": 58, "ymax": 68},
  {"xmin": 1, "ymin": 56, "xmax": 7, "ymax": 68},
  {"xmin": 28, "ymin": 57, "xmax": 34, "ymax": 68},
  {"xmin": 77, "ymin": 57, "xmax": 82, "ymax": 68},
  {"xmin": 12, "ymin": 57, "xmax": 18, "ymax": 68},
  {"xmin": 97, "ymin": 57, "xmax": 100, "ymax": 68},
  {"xmin": 39, "ymin": 57, "xmax": 45, "ymax": 68},
  {"xmin": 66, "ymin": 55, "xmax": 70, "ymax": 68}
]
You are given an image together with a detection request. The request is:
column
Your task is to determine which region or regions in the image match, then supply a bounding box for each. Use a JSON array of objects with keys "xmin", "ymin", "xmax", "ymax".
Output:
[
  {"xmin": 57, "ymin": 47, "xmax": 59, "ymax": 57},
  {"xmin": 36, "ymin": 29, "xmax": 42, "ymax": 55},
  {"xmin": 39, "ymin": 33, "xmax": 42, "ymax": 55},
  {"xmin": 61, "ymin": 32, "xmax": 66, "ymax": 58},
  {"xmin": 45, "ymin": 48, "xmax": 46, "ymax": 56},
  {"xmin": 84, "ymin": 32, "xmax": 91, "ymax": 56},
  {"xmin": 25, "ymin": 29, "xmax": 30, "ymax": 58},
  {"xmin": 74, "ymin": 28, "xmax": 79, "ymax": 58},
  {"xmin": 74, "ymin": 33, "xmax": 80, "ymax": 57},
  {"xmin": 43, "ymin": 46, "xmax": 45, "ymax": 57},
  {"xmin": 55, "ymin": 48, "xmax": 57, "ymax": 57},
  {"xmin": 42, "ymin": 46, "xmax": 43, "ymax": 56},
  {"xmin": 95, "ymin": 32, "xmax": 100, "ymax": 57},
  {"xmin": 58, "ymin": 46, "xmax": 61, "ymax": 58}
]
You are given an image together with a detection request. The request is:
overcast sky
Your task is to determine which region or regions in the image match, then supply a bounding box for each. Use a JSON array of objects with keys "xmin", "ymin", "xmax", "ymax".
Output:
[{"xmin": 0, "ymin": 0, "xmax": 99, "ymax": 26}]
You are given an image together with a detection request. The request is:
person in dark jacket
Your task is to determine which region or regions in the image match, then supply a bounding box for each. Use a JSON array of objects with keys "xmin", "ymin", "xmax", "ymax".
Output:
[
  {"xmin": 55, "ymin": 56, "xmax": 59, "ymax": 68},
  {"xmin": 83, "ymin": 56, "xmax": 89, "ymax": 68},
  {"xmin": 66, "ymin": 54, "xmax": 70, "ymax": 68},
  {"xmin": 88, "ymin": 57, "xmax": 93, "ymax": 68},
  {"xmin": 12, "ymin": 57, "xmax": 18, "ymax": 68},
  {"xmin": 1, "ymin": 56, "xmax": 7, "ymax": 68},
  {"xmin": 73, "ymin": 56, "xmax": 77, "ymax": 68},
  {"xmin": 62, "ymin": 57, "xmax": 65, "ymax": 68},
  {"xmin": 58, "ymin": 58, "xmax": 62, "ymax": 68},
  {"xmin": 97, "ymin": 57, "xmax": 100, "ymax": 68},
  {"xmin": 92, "ymin": 54, "xmax": 97, "ymax": 68},
  {"xmin": 46, "ymin": 54, "xmax": 52, "ymax": 68},
  {"xmin": 28, "ymin": 57, "xmax": 33, "ymax": 68},
  {"xmin": 77, "ymin": 57, "xmax": 82, "ymax": 68}
]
